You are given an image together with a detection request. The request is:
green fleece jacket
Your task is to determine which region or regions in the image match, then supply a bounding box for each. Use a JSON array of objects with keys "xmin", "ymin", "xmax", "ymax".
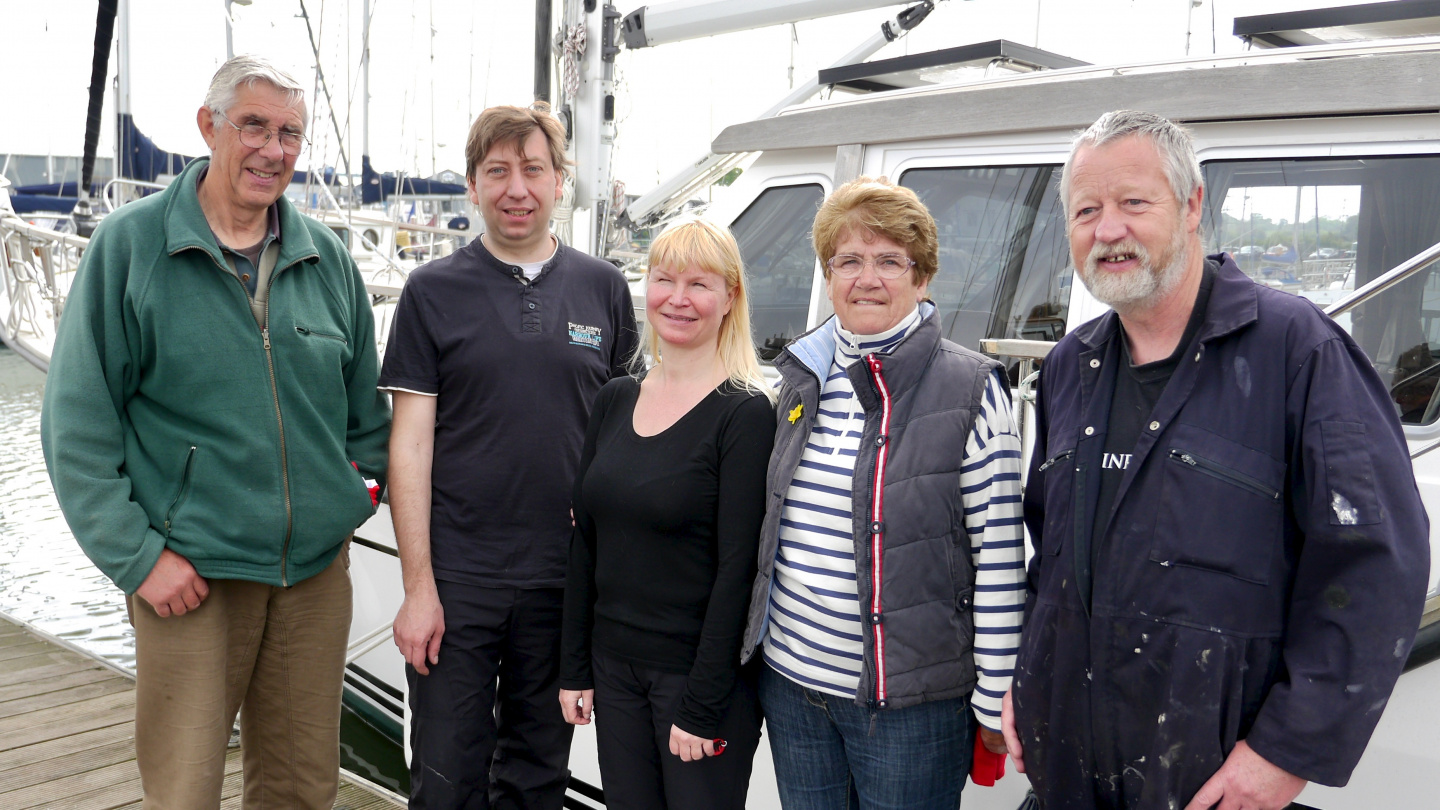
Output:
[{"xmin": 41, "ymin": 158, "xmax": 391, "ymax": 593}]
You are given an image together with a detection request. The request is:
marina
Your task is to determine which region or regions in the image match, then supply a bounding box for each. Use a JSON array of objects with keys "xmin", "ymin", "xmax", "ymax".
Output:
[{"xmin": 2, "ymin": 1, "xmax": 1440, "ymax": 808}]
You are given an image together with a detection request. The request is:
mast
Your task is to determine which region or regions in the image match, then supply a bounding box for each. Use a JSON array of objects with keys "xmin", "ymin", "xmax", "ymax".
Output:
[
  {"xmin": 76, "ymin": 0, "xmax": 119, "ymax": 236},
  {"xmin": 225, "ymin": 0, "xmax": 253, "ymax": 59},
  {"xmin": 363, "ymin": 0, "xmax": 371, "ymax": 163},
  {"xmin": 535, "ymin": 0, "xmax": 553, "ymax": 103}
]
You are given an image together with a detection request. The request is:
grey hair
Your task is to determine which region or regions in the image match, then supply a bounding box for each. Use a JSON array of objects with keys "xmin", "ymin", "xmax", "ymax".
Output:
[
  {"xmin": 203, "ymin": 54, "xmax": 307, "ymax": 120},
  {"xmin": 1059, "ymin": 110, "xmax": 1202, "ymax": 219}
]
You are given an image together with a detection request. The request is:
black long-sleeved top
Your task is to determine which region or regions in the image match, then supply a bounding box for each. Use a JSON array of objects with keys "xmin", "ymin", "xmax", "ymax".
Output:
[{"xmin": 560, "ymin": 376, "xmax": 774, "ymax": 737}]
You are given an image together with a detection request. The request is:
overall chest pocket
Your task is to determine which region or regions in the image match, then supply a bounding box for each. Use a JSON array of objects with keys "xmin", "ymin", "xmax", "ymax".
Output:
[
  {"xmin": 1149, "ymin": 426, "xmax": 1285, "ymax": 584},
  {"xmin": 1037, "ymin": 444, "xmax": 1077, "ymax": 558}
]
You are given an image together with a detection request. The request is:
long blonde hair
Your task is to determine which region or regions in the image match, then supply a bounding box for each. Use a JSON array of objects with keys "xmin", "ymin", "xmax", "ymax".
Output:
[{"xmin": 633, "ymin": 218, "xmax": 775, "ymax": 402}]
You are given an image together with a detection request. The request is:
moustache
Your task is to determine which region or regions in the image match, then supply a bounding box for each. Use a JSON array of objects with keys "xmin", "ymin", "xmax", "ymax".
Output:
[{"xmin": 1085, "ymin": 240, "xmax": 1151, "ymax": 272}]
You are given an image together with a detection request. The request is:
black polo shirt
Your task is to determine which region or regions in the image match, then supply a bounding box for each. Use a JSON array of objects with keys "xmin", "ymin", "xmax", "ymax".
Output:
[{"xmin": 379, "ymin": 236, "xmax": 638, "ymax": 587}]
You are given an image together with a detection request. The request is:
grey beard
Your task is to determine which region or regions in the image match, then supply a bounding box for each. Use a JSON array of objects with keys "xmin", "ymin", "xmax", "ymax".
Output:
[{"xmin": 1079, "ymin": 228, "xmax": 1190, "ymax": 315}]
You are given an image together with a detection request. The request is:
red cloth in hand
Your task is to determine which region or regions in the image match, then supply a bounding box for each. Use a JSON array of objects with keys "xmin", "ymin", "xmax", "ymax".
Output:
[
  {"xmin": 971, "ymin": 732, "xmax": 1007, "ymax": 786},
  {"xmin": 352, "ymin": 461, "xmax": 381, "ymax": 507}
]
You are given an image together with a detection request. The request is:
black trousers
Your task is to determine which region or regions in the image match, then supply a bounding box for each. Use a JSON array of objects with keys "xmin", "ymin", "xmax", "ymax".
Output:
[
  {"xmin": 592, "ymin": 652, "xmax": 763, "ymax": 810},
  {"xmin": 407, "ymin": 583, "xmax": 574, "ymax": 810}
]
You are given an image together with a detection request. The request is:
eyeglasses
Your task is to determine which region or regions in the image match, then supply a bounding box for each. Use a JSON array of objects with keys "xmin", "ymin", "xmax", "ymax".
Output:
[
  {"xmin": 217, "ymin": 112, "xmax": 308, "ymax": 156},
  {"xmin": 826, "ymin": 253, "xmax": 916, "ymax": 279}
]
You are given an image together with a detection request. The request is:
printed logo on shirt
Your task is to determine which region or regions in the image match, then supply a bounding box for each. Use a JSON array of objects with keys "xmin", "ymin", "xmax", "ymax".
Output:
[
  {"xmin": 568, "ymin": 322, "xmax": 603, "ymax": 351},
  {"xmin": 1102, "ymin": 453, "xmax": 1131, "ymax": 470}
]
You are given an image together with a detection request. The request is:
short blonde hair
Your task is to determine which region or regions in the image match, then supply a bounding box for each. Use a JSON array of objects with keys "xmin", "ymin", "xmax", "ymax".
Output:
[
  {"xmin": 636, "ymin": 218, "xmax": 775, "ymax": 401},
  {"xmin": 464, "ymin": 102, "xmax": 572, "ymax": 182},
  {"xmin": 812, "ymin": 176, "xmax": 939, "ymax": 287}
]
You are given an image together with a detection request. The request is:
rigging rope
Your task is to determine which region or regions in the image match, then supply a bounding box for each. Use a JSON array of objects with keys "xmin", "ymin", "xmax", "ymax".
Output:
[{"xmin": 562, "ymin": 24, "xmax": 586, "ymax": 100}]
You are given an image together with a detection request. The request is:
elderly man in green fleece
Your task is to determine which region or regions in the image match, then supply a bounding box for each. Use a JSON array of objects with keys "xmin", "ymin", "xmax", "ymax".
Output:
[{"xmin": 41, "ymin": 54, "xmax": 390, "ymax": 810}]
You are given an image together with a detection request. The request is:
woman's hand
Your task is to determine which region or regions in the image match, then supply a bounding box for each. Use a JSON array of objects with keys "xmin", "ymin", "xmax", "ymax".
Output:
[
  {"xmin": 559, "ymin": 689, "xmax": 594, "ymax": 725},
  {"xmin": 668, "ymin": 724, "xmax": 717, "ymax": 762}
]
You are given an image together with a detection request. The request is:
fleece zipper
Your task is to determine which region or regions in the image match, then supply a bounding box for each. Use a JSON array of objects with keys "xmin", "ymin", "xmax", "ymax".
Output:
[
  {"xmin": 200, "ymin": 249, "xmax": 296, "ymax": 586},
  {"xmin": 260, "ymin": 278, "xmax": 294, "ymax": 586}
]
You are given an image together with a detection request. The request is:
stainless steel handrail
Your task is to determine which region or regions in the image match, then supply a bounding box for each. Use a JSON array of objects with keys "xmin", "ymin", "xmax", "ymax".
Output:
[
  {"xmin": 102, "ymin": 177, "xmax": 168, "ymax": 212},
  {"xmin": 1324, "ymin": 240, "xmax": 1440, "ymax": 318}
]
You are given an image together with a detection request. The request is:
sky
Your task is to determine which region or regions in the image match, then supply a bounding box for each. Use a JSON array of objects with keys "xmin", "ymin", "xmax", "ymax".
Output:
[{"xmin": 0, "ymin": 0, "xmax": 1395, "ymax": 208}]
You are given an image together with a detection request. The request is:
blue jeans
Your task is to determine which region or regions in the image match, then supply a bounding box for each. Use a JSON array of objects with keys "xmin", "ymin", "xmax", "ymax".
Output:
[{"xmin": 758, "ymin": 664, "xmax": 974, "ymax": 810}]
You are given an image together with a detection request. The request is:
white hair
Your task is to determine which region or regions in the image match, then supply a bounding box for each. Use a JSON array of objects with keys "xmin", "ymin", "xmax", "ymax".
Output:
[
  {"xmin": 204, "ymin": 54, "xmax": 306, "ymax": 120},
  {"xmin": 1059, "ymin": 110, "xmax": 1202, "ymax": 219}
]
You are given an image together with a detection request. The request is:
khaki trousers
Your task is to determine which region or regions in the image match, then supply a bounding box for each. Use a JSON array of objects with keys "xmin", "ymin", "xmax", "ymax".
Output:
[{"xmin": 128, "ymin": 546, "xmax": 352, "ymax": 810}]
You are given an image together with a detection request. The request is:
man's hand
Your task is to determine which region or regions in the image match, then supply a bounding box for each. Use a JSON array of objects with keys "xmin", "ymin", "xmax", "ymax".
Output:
[
  {"xmin": 136, "ymin": 548, "xmax": 209, "ymax": 617},
  {"xmin": 1002, "ymin": 687, "xmax": 1026, "ymax": 773},
  {"xmin": 979, "ymin": 726, "xmax": 1008, "ymax": 755},
  {"xmin": 1184, "ymin": 740, "xmax": 1306, "ymax": 810},
  {"xmin": 392, "ymin": 588, "xmax": 445, "ymax": 675},
  {"xmin": 559, "ymin": 689, "xmax": 594, "ymax": 725},
  {"xmin": 669, "ymin": 724, "xmax": 716, "ymax": 762}
]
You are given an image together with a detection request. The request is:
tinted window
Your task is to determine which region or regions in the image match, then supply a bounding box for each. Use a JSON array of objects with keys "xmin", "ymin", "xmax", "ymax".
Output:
[
  {"xmin": 1203, "ymin": 155, "xmax": 1440, "ymax": 425},
  {"xmin": 730, "ymin": 184, "xmax": 824, "ymax": 361},
  {"xmin": 901, "ymin": 165, "xmax": 1071, "ymax": 377}
]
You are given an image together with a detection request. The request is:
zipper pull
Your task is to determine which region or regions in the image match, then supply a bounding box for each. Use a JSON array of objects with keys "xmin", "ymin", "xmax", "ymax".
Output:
[
  {"xmin": 1037, "ymin": 449, "xmax": 1073, "ymax": 473},
  {"xmin": 263, "ymin": 329, "xmax": 271, "ymax": 350}
]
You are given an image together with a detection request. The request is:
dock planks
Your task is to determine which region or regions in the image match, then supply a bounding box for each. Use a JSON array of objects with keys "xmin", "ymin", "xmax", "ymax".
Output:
[{"xmin": 0, "ymin": 614, "xmax": 405, "ymax": 810}]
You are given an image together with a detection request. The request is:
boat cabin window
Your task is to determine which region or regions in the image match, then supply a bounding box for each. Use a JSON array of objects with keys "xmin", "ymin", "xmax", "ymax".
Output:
[
  {"xmin": 1203, "ymin": 155, "xmax": 1440, "ymax": 426},
  {"xmin": 900, "ymin": 165, "xmax": 1072, "ymax": 381},
  {"xmin": 730, "ymin": 183, "xmax": 824, "ymax": 361},
  {"xmin": 328, "ymin": 226, "xmax": 353, "ymax": 250}
]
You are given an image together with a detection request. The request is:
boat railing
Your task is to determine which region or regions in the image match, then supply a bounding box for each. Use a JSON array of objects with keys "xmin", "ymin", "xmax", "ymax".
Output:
[
  {"xmin": 1325, "ymin": 240, "xmax": 1440, "ymax": 318},
  {"xmin": 981, "ymin": 338, "xmax": 1057, "ymax": 482},
  {"xmin": 0, "ymin": 212, "xmax": 87, "ymax": 349},
  {"xmin": 102, "ymin": 177, "xmax": 168, "ymax": 212}
]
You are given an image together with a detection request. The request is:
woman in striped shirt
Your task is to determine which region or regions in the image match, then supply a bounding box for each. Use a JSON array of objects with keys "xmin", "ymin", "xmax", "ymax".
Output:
[{"xmin": 738, "ymin": 177, "xmax": 1026, "ymax": 810}]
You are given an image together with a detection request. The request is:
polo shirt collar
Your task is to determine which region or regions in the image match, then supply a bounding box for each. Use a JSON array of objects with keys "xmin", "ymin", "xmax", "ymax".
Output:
[{"xmin": 475, "ymin": 233, "xmax": 563, "ymax": 284}]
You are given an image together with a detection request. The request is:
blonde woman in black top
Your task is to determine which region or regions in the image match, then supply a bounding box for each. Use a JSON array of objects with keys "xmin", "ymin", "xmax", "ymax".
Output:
[{"xmin": 559, "ymin": 219, "xmax": 775, "ymax": 810}]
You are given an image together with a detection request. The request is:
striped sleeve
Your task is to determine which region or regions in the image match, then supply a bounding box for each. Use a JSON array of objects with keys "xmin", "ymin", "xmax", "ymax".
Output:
[{"xmin": 960, "ymin": 369, "xmax": 1026, "ymax": 732}]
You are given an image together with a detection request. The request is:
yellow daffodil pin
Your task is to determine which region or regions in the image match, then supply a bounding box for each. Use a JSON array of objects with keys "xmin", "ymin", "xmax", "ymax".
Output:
[{"xmin": 788, "ymin": 404, "xmax": 804, "ymax": 423}]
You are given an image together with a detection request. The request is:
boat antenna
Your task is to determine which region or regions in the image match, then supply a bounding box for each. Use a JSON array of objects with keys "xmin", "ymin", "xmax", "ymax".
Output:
[{"xmin": 76, "ymin": 0, "xmax": 119, "ymax": 238}]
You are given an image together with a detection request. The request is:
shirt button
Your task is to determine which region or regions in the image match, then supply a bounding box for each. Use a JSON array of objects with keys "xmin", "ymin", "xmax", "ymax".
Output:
[
  {"xmin": 1149, "ymin": 421, "xmax": 1161, "ymax": 431},
  {"xmin": 512, "ymin": 267, "xmax": 521, "ymax": 275},
  {"xmin": 1089, "ymin": 358, "xmax": 1100, "ymax": 368},
  {"xmin": 528, "ymin": 302, "xmax": 537, "ymax": 310},
  {"xmin": 1194, "ymin": 351, "xmax": 1202, "ymax": 362},
  {"xmin": 241, "ymin": 273, "xmax": 251, "ymax": 282},
  {"xmin": 1084, "ymin": 426, "xmax": 1095, "ymax": 436}
]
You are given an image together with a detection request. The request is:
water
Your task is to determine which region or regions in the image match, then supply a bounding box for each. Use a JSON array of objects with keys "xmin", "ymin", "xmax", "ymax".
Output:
[
  {"xmin": 0, "ymin": 346, "xmax": 136, "ymax": 666},
  {"xmin": 0, "ymin": 344, "xmax": 406, "ymax": 793}
]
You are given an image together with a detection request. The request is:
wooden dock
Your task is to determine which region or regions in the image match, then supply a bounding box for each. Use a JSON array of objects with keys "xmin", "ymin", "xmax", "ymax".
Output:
[{"xmin": 0, "ymin": 613, "xmax": 406, "ymax": 809}]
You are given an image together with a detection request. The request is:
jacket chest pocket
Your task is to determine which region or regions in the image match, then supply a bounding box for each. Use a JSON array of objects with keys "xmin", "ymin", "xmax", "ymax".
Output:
[
  {"xmin": 291, "ymin": 318, "xmax": 353, "ymax": 375},
  {"xmin": 1149, "ymin": 428, "xmax": 1285, "ymax": 585}
]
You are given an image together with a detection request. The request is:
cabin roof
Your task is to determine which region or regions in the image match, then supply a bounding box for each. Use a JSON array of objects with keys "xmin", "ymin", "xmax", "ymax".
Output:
[{"xmin": 711, "ymin": 41, "xmax": 1440, "ymax": 154}]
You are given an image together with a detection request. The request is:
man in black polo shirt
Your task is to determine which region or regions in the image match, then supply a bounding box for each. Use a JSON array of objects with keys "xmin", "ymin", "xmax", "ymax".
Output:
[{"xmin": 380, "ymin": 102, "xmax": 637, "ymax": 809}]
